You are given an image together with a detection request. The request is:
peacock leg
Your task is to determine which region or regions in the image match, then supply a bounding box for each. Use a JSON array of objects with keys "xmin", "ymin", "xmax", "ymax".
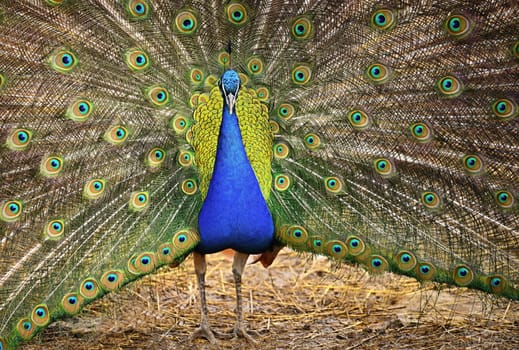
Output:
[
  {"xmin": 232, "ymin": 252, "xmax": 258, "ymax": 343},
  {"xmin": 190, "ymin": 252, "xmax": 218, "ymax": 344}
]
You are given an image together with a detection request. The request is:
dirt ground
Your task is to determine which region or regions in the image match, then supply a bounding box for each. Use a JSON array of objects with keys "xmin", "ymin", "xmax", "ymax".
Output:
[{"xmin": 20, "ymin": 250, "xmax": 518, "ymax": 350}]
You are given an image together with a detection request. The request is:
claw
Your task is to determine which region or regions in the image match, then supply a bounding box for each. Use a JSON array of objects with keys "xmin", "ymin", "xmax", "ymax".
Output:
[
  {"xmin": 233, "ymin": 324, "xmax": 259, "ymax": 344},
  {"xmin": 190, "ymin": 324, "xmax": 218, "ymax": 344}
]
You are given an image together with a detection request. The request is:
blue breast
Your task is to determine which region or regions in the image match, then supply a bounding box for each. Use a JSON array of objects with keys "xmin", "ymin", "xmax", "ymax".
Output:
[{"xmin": 196, "ymin": 101, "xmax": 274, "ymax": 254}]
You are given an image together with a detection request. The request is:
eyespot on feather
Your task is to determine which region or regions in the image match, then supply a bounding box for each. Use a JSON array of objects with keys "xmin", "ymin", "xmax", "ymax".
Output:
[
  {"xmin": 48, "ymin": 48, "xmax": 78, "ymax": 73},
  {"xmin": 146, "ymin": 147, "xmax": 166, "ymax": 168},
  {"xmin": 492, "ymin": 98, "xmax": 517, "ymax": 120},
  {"xmin": 31, "ymin": 304, "xmax": 50, "ymax": 327},
  {"xmin": 494, "ymin": 190, "xmax": 515, "ymax": 209},
  {"xmin": 61, "ymin": 293, "xmax": 82, "ymax": 315},
  {"xmin": 273, "ymin": 173, "xmax": 291, "ymax": 192},
  {"xmin": 104, "ymin": 125, "xmax": 129, "ymax": 145},
  {"xmin": 79, "ymin": 278, "xmax": 100, "ymax": 299},
  {"xmin": 437, "ymin": 75, "xmax": 463, "ymax": 97},
  {"xmin": 225, "ymin": 1, "xmax": 248, "ymax": 26},
  {"xmin": 145, "ymin": 85, "xmax": 170, "ymax": 107},
  {"xmin": 1, "ymin": 200, "xmax": 23, "ymax": 222},
  {"xmin": 366, "ymin": 63, "xmax": 390, "ymax": 84},
  {"xmin": 368, "ymin": 255, "xmax": 388, "ymax": 273},
  {"xmin": 277, "ymin": 103, "xmax": 295, "ymax": 120},
  {"xmin": 181, "ymin": 179, "xmax": 198, "ymax": 195},
  {"xmin": 462, "ymin": 154, "xmax": 484, "ymax": 175},
  {"xmin": 346, "ymin": 236, "xmax": 365, "ymax": 256},
  {"xmin": 291, "ymin": 15, "xmax": 314, "ymax": 40},
  {"xmin": 306, "ymin": 235, "xmax": 324, "ymax": 254},
  {"xmin": 174, "ymin": 9, "xmax": 199, "ymax": 35},
  {"xmin": 172, "ymin": 228, "xmax": 199, "ymax": 252},
  {"xmin": 348, "ymin": 109, "xmax": 371, "ymax": 130},
  {"xmin": 247, "ymin": 57, "xmax": 264, "ymax": 75},
  {"xmin": 84, "ymin": 179, "xmax": 106, "ymax": 200},
  {"xmin": 486, "ymin": 274, "xmax": 507, "ymax": 294},
  {"xmin": 66, "ymin": 98, "xmax": 94, "ymax": 122},
  {"xmin": 100, "ymin": 270, "xmax": 125, "ymax": 291},
  {"xmin": 453, "ymin": 265, "xmax": 474, "ymax": 286},
  {"xmin": 7, "ymin": 128, "xmax": 32, "ymax": 150},
  {"xmin": 273, "ymin": 143, "xmax": 290, "ymax": 159},
  {"xmin": 177, "ymin": 150, "xmax": 194, "ymax": 167},
  {"xmin": 126, "ymin": 0, "xmax": 150, "ymax": 19},
  {"xmin": 373, "ymin": 158, "xmax": 396, "ymax": 178},
  {"xmin": 291, "ymin": 64, "xmax": 312, "ymax": 85},
  {"xmin": 40, "ymin": 156, "xmax": 64, "ymax": 177},
  {"xmin": 416, "ymin": 262, "xmax": 435, "ymax": 280},
  {"xmin": 445, "ymin": 14, "xmax": 472, "ymax": 39},
  {"xmin": 44, "ymin": 219, "xmax": 65, "ymax": 239},
  {"xmin": 284, "ymin": 225, "xmax": 309, "ymax": 246},
  {"xmin": 395, "ymin": 251, "xmax": 417, "ymax": 271},
  {"xmin": 124, "ymin": 48, "xmax": 150, "ymax": 71},
  {"xmin": 16, "ymin": 318, "xmax": 36, "ymax": 340},
  {"xmin": 303, "ymin": 132, "xmax": 321, "ymax": 150},
  {"xmin": 133, "ymin": 252, "xmax": 157, "ymax": 273},
  {"xmin": 410, "ymin": 122, "xmax": 433, "ymax": 142},
  {"xmin": 370, "ymin": 9, "xmax": 396, "ymax": 30},
  {"xmin": 326, "ymin": 240, "xmax": 348, "ymax": 260},
  {"xmin": 157, "ymin": 243, "xmax": 176, "ymax": 264},
  {"xmin": 129, "ymin": 191, "xmax": 149, "ymax": 211}
]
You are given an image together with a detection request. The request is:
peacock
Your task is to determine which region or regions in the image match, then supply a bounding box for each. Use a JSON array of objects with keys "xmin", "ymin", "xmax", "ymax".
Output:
[{"xmin": 0, "ymin": 0, "xmax": 518, "ymax": 348}]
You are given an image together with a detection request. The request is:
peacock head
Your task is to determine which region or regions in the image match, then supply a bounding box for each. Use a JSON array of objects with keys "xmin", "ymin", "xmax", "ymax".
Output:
[{"xmin": 219, "ymin": 69, "xmax": 240, "ymax": 114}]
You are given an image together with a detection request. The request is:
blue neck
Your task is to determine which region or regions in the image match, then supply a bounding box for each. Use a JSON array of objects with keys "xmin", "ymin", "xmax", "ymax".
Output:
[{"xmin": 196, "ymin": 99, "xmax": 274, "ymax": 254}]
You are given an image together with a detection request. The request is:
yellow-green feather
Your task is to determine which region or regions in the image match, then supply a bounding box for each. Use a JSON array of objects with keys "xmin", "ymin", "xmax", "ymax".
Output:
[{"xmin": 192, "ymin": 86, "xmax": 273, "ymax": 200}]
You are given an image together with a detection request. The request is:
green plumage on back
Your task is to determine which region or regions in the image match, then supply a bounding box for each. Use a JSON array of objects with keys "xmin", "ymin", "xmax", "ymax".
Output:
[{"xmin": 0, "ymin": 0, "xmax": 518, "ymax": 348}]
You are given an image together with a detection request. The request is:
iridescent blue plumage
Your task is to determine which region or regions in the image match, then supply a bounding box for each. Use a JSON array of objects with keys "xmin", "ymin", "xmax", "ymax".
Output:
[{"xmin": 197, "ymin": 70, "xmax": 274, "ymax": 254}]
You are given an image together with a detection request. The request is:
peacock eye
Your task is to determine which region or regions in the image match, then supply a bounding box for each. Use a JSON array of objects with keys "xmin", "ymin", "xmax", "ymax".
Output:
[
  {"xmin": 247, "ymin": 57, "xmax": 264, "ymax": 75},
  {"xmin": 291, "ymin": 16, "xmax": 313, "ymax": 40},
  {"xmin": 49, "ymin": 48, "xmax": 78, "ymax": 73},
  {"xmin": 175, "ymin": 10, "xmax": 199, "ymax": 34},
  {"xmin": 105, "ymin": 125, "xmax": 129, "ymax": 145},
  {"xmin": 366, "ymin": 63, "xmax": 390, "ymax": 83},
  {"xmin": 1, "ymin": 200, "xmax": 23, "ymax": 222},
  {"xmin": 445, "ymin": 14, "xmax": 472, "ymax": 38},
  {"xmin": 8, "ymin": 128, "xmax": 32, "ymax": 150},
  {"xmin": 303, "ymin": 132, "xmax": 321, "ymax": 150},
  {"xmin": 127, "ymin": 0, "xmax": 150, "ymax": 19},
  {"xmin": 371, "ymin": 9, "xmax": 396, "ymax": 30},
  {"xmin": 45, "ymin": 219, "xmax": 65, "ymax": 239},
  {"xmin": 492, "ymin": 98, "xmax": 517, "ymax": 120},
  {"xmin": 367, "ymin": 255, "xmax": 389, "ymax": 273},
  {"xmin": 421, "ymin": 191, "xmax": 441, "ymax": 209},
  {"xmin": 274, "ymin": 174, "xmax": 291, "ymax": 191},
  {"xmin": 273, "ymin": 143, "xmax": 290, "ymax": 159},
  {"xmin": 129, "ymin": 191, "xmax": 150, "ymax": 211},
  {"xmin": 277, "ymin": 103, "xmax": 295, "ymax": 120},
  {"xmin": 125, "ymin": 48, "xmax": 151, "ymax": 71},
  {"xmin": 181, "ymin": 179, "xmax": 198, "ymax": 195},
  {"xmin": 226, "ymin": 3, "xmax": 248, "ymax": 25},
  {"xmin": 495, "ymin": 190, "xmax": 514, "ymax": 208},
  {"xmin": 145, "ymin": 85, "xmax": 170, "ymax": 107},
  {"xmin": 462, "ymin": 154, "xmax": 484, "ymax": 175},
  {"xmin": 348, "ymin": 109, "xmax": 370, "ymax": 130},
  {"xmin": 324, "ymin": 176, "xmax": 343, "ymax": 193},
  {"xmin": 291, "ymin": 64, "xmax": 312, "ymax": 85},
  {"xmin": 437, "ymin": 74, "xmax": 463, "ymax": 97},
  {"xmin": 84, "ymin": 179, "xmax": 106, "ymax": 199}
]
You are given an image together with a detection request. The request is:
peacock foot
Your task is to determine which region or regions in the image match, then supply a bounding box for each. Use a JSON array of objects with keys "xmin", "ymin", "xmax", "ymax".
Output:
[
  {"xmin": 189, "ymin": 324, "xmax": 218, "ymax": 344},
  {"xmin": 232, "ymin": 324, "xmax": 259, "ymax": 344}
]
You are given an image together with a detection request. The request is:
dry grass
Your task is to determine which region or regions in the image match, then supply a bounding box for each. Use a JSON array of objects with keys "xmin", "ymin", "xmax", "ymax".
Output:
[{"xmin": 21, "ymin": 250, "xmax": 518, "ymax": 350}]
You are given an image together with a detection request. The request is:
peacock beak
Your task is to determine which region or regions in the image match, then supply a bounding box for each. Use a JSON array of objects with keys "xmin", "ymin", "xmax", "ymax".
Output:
[{"xmin": 222, "ymin": 83, "xmax": 239, "ymax": 114}]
